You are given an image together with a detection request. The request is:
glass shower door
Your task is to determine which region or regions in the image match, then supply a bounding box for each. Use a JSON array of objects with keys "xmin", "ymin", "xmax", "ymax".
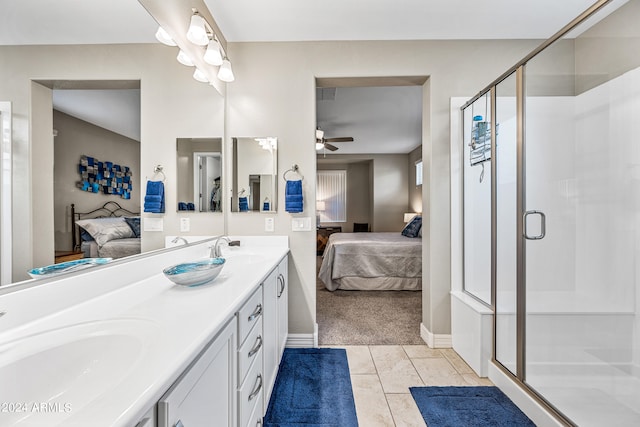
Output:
[{"xmin": 523, "ymin": 13, "xmax": 639, "ymax": 423}]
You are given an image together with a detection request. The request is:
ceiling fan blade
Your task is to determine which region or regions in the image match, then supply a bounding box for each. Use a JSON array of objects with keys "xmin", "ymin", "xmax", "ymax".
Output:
[
  {"xmin": 324, "ymin": 137, "xmax": 354, "ymax": 143},
  {"xmin": 324, "ymin": 143, "xmax": 339, "ymax": 151}
]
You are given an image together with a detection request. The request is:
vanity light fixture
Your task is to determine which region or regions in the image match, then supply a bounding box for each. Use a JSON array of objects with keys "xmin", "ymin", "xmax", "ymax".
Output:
[
  {"xmin": 177, "ymin": 49, "xmax": 195, "ymax": 66},
  {"xmin": 155, "ymin": 26, "xmax": 176, "ymax": 46},
  {"xmin": 193, "ymin": 68, "xmax": 209, "ymax": 83},
  {"xmin": 186, "ymin": 13, "xmax": 209, "ymax": 46},
  {"xmin": 203, "ymin": 37, "xmax": 223, "ymax": 66},
  {"xmin": 153, "ymin": 9, "xmax": 235, "ymax": 85},
  {"xmin": 217, "ymin": 57, "xmax": 235, "ymax": 82}
]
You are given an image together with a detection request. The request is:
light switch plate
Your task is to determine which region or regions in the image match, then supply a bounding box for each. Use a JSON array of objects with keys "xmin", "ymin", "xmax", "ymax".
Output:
[
  {"xmin": 180, "ymin": 217, "xmax": 190, "ymax": 232},
  {"xmin": 265, "ymin": 217, "xmax": 274, "ymax": 232},
  {"xmin": 144, "ymin": 217, "xmax": 164, "ymax": 232},
  {"xmin": 291, "ymin": 217, "xmax": 312, "ymax": 231}
]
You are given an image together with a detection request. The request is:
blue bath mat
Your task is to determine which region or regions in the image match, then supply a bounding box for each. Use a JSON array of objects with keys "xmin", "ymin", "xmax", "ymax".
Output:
[
  {"xmin": 264, "ymin": 348, "xmax": 358, "ymax": 427},
  {"xmin": 410, "ymin": 386, "xmax": 536, "ymax": 427}
]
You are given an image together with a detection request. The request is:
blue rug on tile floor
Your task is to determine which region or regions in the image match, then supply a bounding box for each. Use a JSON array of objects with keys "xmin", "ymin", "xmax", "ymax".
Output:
[
  {"xmin": 264, "ymin": 348, "xmax": 358, "ymax": 427},
  {"xmin": 410, "ymin": 386, "xmax": 536, "ymax": 427}
]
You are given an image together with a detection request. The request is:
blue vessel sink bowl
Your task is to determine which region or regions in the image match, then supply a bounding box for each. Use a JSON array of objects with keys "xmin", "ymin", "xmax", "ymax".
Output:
[{"xmin": 163, "ymin": 258, "xmax": 226, "ymax": 287}]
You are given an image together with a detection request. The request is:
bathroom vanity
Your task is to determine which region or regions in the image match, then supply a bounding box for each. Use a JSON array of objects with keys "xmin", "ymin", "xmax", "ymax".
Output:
[{"xmin": 0, "ymin": 236, "xmax": 289, "ymax": 427}]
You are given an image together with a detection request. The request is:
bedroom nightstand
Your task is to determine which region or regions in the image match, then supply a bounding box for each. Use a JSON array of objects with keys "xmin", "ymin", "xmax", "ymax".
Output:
[
  {"xmin": 54, "ymin": 250, "xmax": 84, "ymax": 264},
  {"xmin": 317, "ymin": 226, "xmax": 342, "ymax": 255}
]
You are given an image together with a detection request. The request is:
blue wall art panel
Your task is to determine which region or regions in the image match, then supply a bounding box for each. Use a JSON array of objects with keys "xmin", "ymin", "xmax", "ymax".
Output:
[{"xmin": 77, "ymin": 155, "xmax": 133, "ymax": 199}]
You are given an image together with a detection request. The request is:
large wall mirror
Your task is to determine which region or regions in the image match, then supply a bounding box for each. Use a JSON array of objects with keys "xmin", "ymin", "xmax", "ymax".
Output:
[
  {"xmin": 232, "ymin": 137, "xmax": 278, "ymax": 213},
  {"xmin": 177, "ymin": 138, "xmax": 223, "ymax": 212}
]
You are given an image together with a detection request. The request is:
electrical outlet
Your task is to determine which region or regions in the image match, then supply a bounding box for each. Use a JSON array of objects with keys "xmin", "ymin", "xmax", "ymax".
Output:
[
  {"xmin": 180, "ymin": 217, "xmax": 190, "ymax": 232},
  {"xmin": 265, "ymin": 217, "xmax": 274, "ymax": 232},
  {"xmin": 291, "ymin": 217, "xmax": 312, "ymax": 231},
  {"xmin": 143, "ymin": 217, "xmax": 163, "ymax": 232}
]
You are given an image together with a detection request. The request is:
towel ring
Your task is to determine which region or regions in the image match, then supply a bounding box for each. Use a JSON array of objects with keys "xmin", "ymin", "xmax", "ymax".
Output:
[
  {"xmin": 283, "ymin": 164, "xmax": 303, "ymax": 181},
  {"xmin": 152, "ymin": 165, "xmax": 166, "ymax": 182}
]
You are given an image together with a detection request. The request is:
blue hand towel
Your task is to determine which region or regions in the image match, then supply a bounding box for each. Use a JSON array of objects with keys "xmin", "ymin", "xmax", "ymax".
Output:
[
  {"xmin": 285, "ymin": 180, "xmax": 303, "ymax": 213},
  {"xmin": 144, "ymin": 180, "xmax": 165, "ymax": 213},
  {"xmin": 239, "ymin": 196, "xmax": 249, "ymax": 212}
]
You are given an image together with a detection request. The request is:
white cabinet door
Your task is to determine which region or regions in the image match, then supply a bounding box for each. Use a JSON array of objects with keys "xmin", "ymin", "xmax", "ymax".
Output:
[
  {"xmin": 261, "ymin": 268, "xmax": 279, "ymax": 411},
  {"xmin": 276, "ymin": 256, "xmax": 288, "ymax": 360},
  {"xmin": 158, "ymin": 318, "xmax": 237, "ymax": 427}
]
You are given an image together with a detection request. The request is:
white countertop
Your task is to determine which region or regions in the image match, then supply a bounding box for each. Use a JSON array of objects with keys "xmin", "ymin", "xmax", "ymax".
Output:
[{"xmin": 0, "ymin": 236, "xmax": 289, "ymax": 426}]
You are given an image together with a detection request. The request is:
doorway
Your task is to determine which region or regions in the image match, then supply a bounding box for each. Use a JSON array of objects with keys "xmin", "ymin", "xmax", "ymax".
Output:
[{"xmin": 314, "ymin": 76, "xmax": 426, "ymax": 345}]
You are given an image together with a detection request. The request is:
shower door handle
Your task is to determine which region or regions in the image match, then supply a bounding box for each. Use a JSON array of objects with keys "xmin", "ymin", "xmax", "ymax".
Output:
[{"xmin": 523, "ymin": 210, "xmax": 546, "ymax": 240}]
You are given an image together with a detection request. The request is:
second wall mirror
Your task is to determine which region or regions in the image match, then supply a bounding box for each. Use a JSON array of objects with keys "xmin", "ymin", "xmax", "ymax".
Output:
[
  {"xmin": 176, "ymin": 137, "xmax": 223, "ymax": 213},
  {"xmin": 232, "ymin": 137, "xmax": 278, "ymax": 213}
]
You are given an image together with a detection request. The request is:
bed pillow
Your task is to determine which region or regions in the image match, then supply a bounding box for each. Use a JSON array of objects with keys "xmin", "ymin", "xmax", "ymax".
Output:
[
  {"xmin": 124, "ymin": 216, "xmax": 141, "ymax": 238},
  {"xmin": 76, "ymin": 217, "xmax": 135, "ymax": 247},
  {"xmin": 401, "ymin": 215, "xmax": 422, "ymax": 238}
]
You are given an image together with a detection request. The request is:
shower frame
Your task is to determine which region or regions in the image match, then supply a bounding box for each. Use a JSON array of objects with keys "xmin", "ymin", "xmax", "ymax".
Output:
[{"xmin": 460, "ymin": 0, "xmax": 619, "ymax": 425}]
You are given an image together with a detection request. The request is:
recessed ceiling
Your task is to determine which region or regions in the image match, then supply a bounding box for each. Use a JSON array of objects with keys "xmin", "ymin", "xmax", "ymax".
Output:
[
  {"xmin": 53, "ymin": 89, "xmax": 141, "ymax": 141},
  {"xmin": 317, "ymin": 85, "xmax": 422, "ymax": 155}
]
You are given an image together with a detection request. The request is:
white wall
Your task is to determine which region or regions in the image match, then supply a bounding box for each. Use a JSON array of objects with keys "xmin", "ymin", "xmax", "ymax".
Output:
[
  {"xmin": 0, "ymin": 44, "xmax": 225, "ymax": 281},
  {"xmin": 226, "ymin": 40, "xmax": 540, "ymax": 336}
]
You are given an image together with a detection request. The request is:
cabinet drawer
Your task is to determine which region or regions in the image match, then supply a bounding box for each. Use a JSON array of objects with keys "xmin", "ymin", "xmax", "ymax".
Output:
[
  {"xmin": 237, "ymin": 286, "xmax": 263, "ymax": 347},
  {"xmin": 239, "ymin": 347, "xmax": 263, "ymax": 427},
  {"xmin": 246, "ymin": 393, "xmax": 264, "ymax": 427},
  {"xmin": 238, "ymin": 316, "xmax": 263, "ymax": 385}
]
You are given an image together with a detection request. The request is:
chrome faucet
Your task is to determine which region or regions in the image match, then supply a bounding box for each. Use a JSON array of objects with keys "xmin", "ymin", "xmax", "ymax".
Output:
[
  {"xmin": 211, "ymin": 236, "xmax": 231, "ymax": 258},
  {"xmin": 210, "ymin": 236, "xmax": 240, "ymax": 258},
  {"xmin": 172, "ymin": 236, "xmax": 189, "ymax": 245}
]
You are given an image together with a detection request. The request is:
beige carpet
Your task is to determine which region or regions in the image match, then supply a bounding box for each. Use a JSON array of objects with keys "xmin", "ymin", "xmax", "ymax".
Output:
[{"xmin": 316, "ymin": 257, "xmax": 423, "ymax": 345}]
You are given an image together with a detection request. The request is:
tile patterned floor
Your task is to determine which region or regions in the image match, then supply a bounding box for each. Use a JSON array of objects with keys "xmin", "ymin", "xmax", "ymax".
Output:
[{"xmin": 328, "ymin": 345, "xmax": 494, "ymax": 427}]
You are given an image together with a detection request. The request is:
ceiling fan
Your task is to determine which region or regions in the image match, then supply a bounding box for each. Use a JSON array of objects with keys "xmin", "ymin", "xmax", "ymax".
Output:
[{"xmin": 315, "ymin": 128, "xmax": 354, "ymax": 151}]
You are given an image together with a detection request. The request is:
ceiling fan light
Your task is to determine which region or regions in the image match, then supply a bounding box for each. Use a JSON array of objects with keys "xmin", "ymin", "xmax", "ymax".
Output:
[
  {"xmin": 315, "ymin": 142, "xmax": 325, "ymax": 150},
  {"xmin": 193, "ymin": 68, "xmax": 209, "ymax": 83},
  {"xmin": 316, "ymin": 128, "xmax": 324, "ymax": 140},
  {"xmin": 203, "ymin": 39, "xmax": 223, "ymax": 66},
  {"xmin": 187, "ymin": 14, "xmax": 209, "ymax": 46},
  {"xmin": 176, "ymin": 49, "xmax": 194, "ymax": 66},
  {"xmin": 217, "ymin": 58, "xmax": 235, "ymax": 82},
  {"xmin": 155, "ymin": 26, "xmax": 176, "ymax": 46}
]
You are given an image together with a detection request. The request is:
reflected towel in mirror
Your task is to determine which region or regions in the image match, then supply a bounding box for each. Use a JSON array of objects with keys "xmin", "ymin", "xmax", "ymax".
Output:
[{"xmin": 144, "ymin": 180, "xmax": 165, "ymax": 213}]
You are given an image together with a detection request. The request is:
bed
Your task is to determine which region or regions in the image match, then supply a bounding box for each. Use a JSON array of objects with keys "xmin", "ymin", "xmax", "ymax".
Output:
[
  {"xmin": 318, "ymin": 232, "xmax": 422, "ymax": 291},
  {"xmin": 72, "ymin": 202, "xmax": 141, "ymax": 259}
]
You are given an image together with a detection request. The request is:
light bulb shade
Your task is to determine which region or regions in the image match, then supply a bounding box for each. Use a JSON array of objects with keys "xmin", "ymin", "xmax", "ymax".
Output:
[
  {"xmin": 316, "ymin": 128, "xmax": 324, "ymax": 140},
  {"xmin": 217, "ymin": 58, "xmax": 235, "ymax": 82},
  {"xmin": 316, "ymin": 201, "xmax": 326, "ymax": 211},
  {"xmin": 193, "ymin": 68, "xmax": 209, "ymax": 83},
  {"xmin": 155, "ymin": 26, "xmax": 176, "ymax": 46},
  {"xmin": 177, "ymin": 50, "xmax": 194, "ymax": 66},
  {"xmin": 203, "ymin": 39, "xmax": 223, "ymax": 66},
  {"xmin": 315, "ymin": 142, "xmax": 325, "ymax": 150},
  {"xmin": 187, "ymin": 14, "xmax": 209, "ymax": 45}
]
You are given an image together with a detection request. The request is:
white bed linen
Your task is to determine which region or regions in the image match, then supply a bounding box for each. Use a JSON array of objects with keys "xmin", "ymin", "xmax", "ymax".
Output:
[{"xmin": 318, "ymin": 232, "xmax": 422, "ymax": 291}]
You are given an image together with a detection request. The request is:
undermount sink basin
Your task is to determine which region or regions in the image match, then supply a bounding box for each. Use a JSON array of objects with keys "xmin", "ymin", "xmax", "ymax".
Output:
[
  {"xmin": 0, "ymin": 318, "xmax": 159, "ymax": 425},
  {"xmin": 163, "ymin": 258, "xmax": 226, "ymax": 287}
]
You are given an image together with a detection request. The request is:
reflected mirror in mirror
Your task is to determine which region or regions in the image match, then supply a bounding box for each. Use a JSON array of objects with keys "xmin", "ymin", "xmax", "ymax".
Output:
[
  {"xmin": 176, "ymin": 138, "xmax": 223, "ymax": 212},
  {"xmin": 232, "ymin": 137, "xmax": 278, "ymax": 212}
]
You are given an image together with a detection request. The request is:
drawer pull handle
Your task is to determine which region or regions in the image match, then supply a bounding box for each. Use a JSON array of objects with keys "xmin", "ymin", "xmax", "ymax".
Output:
[
  {"xmin": 248, "ymin": 304, "xmax": 262, "ymax": 321},
  {"xmin": 249, "ymin": 374, "xmax": 263, "ymax": 401},
  {"xmin": 248, "ymin": 335, "xmax": 263, "ymax": 357},
  {"xmin": 277, "ymin": 274, "xmax": 285, "ymax": 298}
]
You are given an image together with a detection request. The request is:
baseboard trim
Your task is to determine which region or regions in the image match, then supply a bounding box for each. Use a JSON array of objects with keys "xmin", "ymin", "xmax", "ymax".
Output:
[
  {"xmin": 285, "ymin": 331, "xmax": 317, "ymax": 348},
  {"xmin": 420, "ymin": 323, "xmax": 452, "ymax": 348}
]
